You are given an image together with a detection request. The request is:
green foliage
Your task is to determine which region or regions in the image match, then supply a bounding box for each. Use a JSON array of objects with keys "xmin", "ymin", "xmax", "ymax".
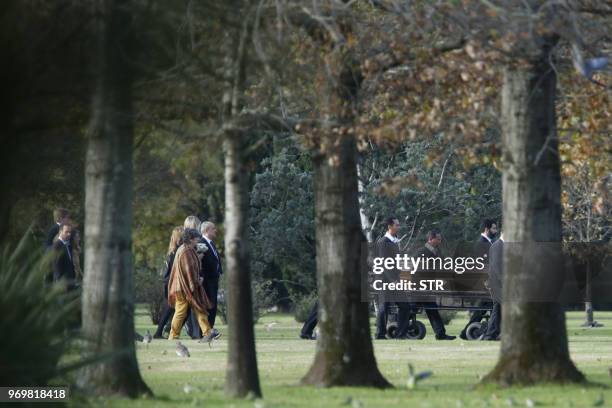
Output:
[
  {"xmin": 360, "ymin": 137, "xmax": 502, "ymax": 249},
  {"xmin": 216, "ymin": 277, "xmax": 278, "ymax": 324},
  {"xmin": 250, "ymin": 141, "xmax": 316, "ymax": 306},
  {"xmin": 293, "ymin": 292, "xmax": 318, "ymax": 323},
  {"xmin": 134, "ymin": 266, "xmax": 165, "ymax": 325},
  {"xmin": 132, "ymin": 127, "xmax": 225, "ymax": 274},
  {"xmin": 0, "ymin": 231, "xmax": 79, "ymax": 386}
]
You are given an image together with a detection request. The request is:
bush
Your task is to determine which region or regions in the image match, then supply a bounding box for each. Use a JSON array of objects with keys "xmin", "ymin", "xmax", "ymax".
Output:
[
  {"xmin": 134, "ymin": 267, "xmax": 165, "ymax": 325},
  {"xmin": 217, "ymin": 277, "xmax": 278, "ymax": 324},
  {"xmin": 0, "ymin": 232, "xmax": 79, "ymax": 386},
  {"xmin": 293, "ymin": 293, "xmax": 317, "ymax": 323}
]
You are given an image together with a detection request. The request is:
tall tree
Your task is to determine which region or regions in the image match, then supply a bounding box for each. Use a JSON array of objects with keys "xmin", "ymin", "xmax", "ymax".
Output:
[
  {"xmin": 482, "ymin": 5, "xmax": 584, "ymax": 385},
  {"xmin": 298, "ymin": 7, "xmax": 389, "ymax": 387},
  {"xmin": 78, "ymin": 0, "xmax": 152, "ymax": 397},
  {"xmin": 222, "ymin": 0, "xmax": 262, "ymax": 398}
]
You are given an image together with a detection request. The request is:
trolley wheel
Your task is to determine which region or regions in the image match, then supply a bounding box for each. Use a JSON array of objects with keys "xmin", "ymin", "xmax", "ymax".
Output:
[
  {"xmin": 405, "ymin": 320, "xmax": 427, "ymax": 340},
  {"xmin": 466, "ymin": 321, "xmax": 488, "ymax": 340},
  {"xmin": 386, "ymin": 322, "xmax": 398, "ymax": 339}
]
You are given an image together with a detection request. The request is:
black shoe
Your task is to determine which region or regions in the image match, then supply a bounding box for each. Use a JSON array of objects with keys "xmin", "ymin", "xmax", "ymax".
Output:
[
  {"xmin": 153, "ymin": 333, "xmax": 166, "ymax": 339},
  {"xmin": 300, "ymin": 333, "xmax": 313, "ymax": 340},
  {"xmin": 459, "ymin": 331, "xmax": 468, "ymax": 340},
  {"xmin": 481, "ymin": 336, "xmax": 499, "ymax": 341},
  {"xmin": 435, "ymin": 334, "xmax": 456, "ymax": 340}
]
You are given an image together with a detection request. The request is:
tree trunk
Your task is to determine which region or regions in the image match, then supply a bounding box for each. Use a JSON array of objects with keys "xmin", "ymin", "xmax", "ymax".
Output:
[
  {"xmin": 482, "ymin": 53, "xmax": 584, "ymax": 386},
  {"xmin": 78, "ymin": 0, "xmax": 151, "ymax": 397},
  {"xmin": 301, "ymin": 135, "xmax": 390, "ymax": 388},
  {"xmin": 583, "ymin": 302, "xmax": 594, "ymax": 326},
  {"xmin": 223, "ymin": 129, "xmax": 262, "ymax": 398},
  {"xmin": 357, "ymin": 164, "xmax": 374, "ymax": 243},
  {"xmin": 219, "ymin": 0, "xmax": 262, "ymax": 398}
]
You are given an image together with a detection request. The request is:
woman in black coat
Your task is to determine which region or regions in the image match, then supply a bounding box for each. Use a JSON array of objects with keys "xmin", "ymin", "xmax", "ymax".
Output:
[{"xmin": 153, "ymin": 226, "xmax": 183, "ymax": 338}]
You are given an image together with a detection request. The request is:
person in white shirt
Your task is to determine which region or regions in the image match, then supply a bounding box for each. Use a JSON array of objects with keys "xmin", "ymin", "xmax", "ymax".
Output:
[{"xmin": 374, "ymin": 217, "xmax": 401, "ymax": 339}]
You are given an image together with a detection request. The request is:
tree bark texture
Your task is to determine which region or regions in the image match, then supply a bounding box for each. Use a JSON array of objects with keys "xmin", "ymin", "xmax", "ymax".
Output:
[
  {"xmin": 223, "ymin": 129, "xmax": 262, "ymax": 398},
  {"xmin": 78, "ymin": 0, "xmax": 151, "ymax": 397},
  {"xmin": 482, "ymin": 52, "xmax": 584, "ymax": 386},
  {"xmin": 302, "ymin": 47, "xmax": 389, "ymax": 387}
]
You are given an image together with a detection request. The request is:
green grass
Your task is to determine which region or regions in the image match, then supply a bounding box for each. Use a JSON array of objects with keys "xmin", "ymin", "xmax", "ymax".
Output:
[{"xmin": 91, "ymin": 309, "xmax": 612, "ymax": 407}]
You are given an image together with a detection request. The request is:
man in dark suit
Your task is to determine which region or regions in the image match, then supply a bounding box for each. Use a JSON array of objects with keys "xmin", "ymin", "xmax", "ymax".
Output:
[
  {"xmin": 412, "ymin": 229, "xmax": 455, "ymax": 340},
  {"xmin": 482, "ymin": 233, "xmax": 503, "ymax": 340},
  {"xmin": 200, "ymin": 221, "xmax": 223, "ymax": 330},
  {"xmin": 52, "ymin": 223, "xmax": 76, "ymax": 290},
  {"xmin": 46, "ymin": 208, "xmax": 70, "ymax": 248},
  {"xmin": 459, "ymin": 219, "xmax": 498, "ymax": 340},
  {"xmin": 374, "ymin": 217, "xmax": 401, "ymax": 339}
]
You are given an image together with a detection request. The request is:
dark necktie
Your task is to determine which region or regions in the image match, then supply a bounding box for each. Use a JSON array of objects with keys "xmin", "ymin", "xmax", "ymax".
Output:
[
  {"xmin": 65, "ymin": 243, "xmax": 72, "ymax": 261},
  {"xmin": 210, "ymin": 241, "xmax": 220, "ymax": 273}
]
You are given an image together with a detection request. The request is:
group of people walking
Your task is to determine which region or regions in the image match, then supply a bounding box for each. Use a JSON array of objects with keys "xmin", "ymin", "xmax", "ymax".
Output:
[
  {"xmin": 47, "ymin": 206, "xmax": 503, "ymax": 343},
  {"xmin": 300, "ymin": 218, "xmax": 504, "ymax": 341},
  {"xmin": 374, "ymin": 217, "xmax": 503, "ymax": 341},
  {"xmin": 154, "ymin": 216, "xmax": 223, "ymax": 343},
  {"xmin": 45, "ymin": 208, "xmax": 223, "ymax": 343}
]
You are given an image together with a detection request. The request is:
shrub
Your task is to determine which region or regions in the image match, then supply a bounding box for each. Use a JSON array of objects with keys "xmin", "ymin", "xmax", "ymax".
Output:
[
  {"xmin": 293, "ymin": 292, "xmax": 317, "ymax": 323},
  {"xmin": 216, "ymin": 277, "xmax": 278, "ymax": 324},
  {"xmin": 0, "ymin": 232, "xmax": 79, "ymax": 386},
  {"xmin": 134, "ymin": 266, "xmax": 165, "ymax": 325}
]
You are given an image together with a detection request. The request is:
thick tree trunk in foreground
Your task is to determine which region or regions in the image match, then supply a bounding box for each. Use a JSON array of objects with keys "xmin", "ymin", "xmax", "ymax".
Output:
[
  {"xmin": 78, "ymin": 0, "xmax": 151, "ymax": 397},
  {"xmin": 301, "ymin": 136, "xmax": 390, "ymax": 388},
  {"xmin": 482, "ymin": 54, "xmax": 584, "ymax": 386},
  {"xmin": 220, "ymin": 0, "xmax": 261, "ymax": 398},
  {"xmin": 224, "ymin": 129, "xmax": 262, "ymax": 398}
]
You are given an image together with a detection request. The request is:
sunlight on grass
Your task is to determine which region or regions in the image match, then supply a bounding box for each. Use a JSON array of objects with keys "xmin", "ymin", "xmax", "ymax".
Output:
[{"xmin": 92, "ymin": 309, "xmax": 612, "ymax": 407}]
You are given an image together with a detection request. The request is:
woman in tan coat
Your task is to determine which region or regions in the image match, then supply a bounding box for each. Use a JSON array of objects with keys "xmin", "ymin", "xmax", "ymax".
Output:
[{"xmin": 167, "ymin": 228, "xmax": 214, "ymax": 340}]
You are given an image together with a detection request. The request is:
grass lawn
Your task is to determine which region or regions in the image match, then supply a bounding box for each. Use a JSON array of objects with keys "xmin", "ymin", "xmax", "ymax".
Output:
[{"xmin": 94, "ymin": 308, "xmax": 612, "ymax": 407}]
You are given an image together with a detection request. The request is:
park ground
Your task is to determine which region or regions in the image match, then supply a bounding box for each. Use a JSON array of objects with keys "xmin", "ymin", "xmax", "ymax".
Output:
[{"xmin": 94, "ymin": 309, "xmax": 612, "ymax": 407}]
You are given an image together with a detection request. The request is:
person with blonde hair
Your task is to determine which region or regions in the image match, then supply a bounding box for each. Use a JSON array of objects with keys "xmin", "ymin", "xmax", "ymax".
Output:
[
  {"xmin": 168, "ymin": 228, "xmax": 220, "ymax": 342},
  {"xmin": 183, "ymin": 215, "xmax": 201, "ymax": 231},
  {"xmin": 153, "ymin": 226, "xmax": 184, "ymax": 338}
]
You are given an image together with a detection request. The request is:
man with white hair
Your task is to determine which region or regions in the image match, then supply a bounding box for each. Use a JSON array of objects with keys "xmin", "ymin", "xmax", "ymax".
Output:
[{"xmin": 200, "ymin": 221, "xmax": 223, "ymax": 330}]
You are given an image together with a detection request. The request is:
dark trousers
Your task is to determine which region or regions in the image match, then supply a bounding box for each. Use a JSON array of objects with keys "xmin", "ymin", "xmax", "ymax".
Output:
[
  {"xmin": 301, "ymin": 302, "xmax": 318, "ymax": 337},
  {"xmin": 483, "ymin": 301, "xmax": 501, "ymax": 339},
  {"xmin": 187, "ymin": 309, "xmax": 200, "ymax": 338},
  {"xmin": 396, "ymin": 302, "xmax": 414, "ymax": 338},
  {"xmin": 154, "ymin": 303, "xmax": 175, "ymax": 337},
  {"xmin": 203, "ymin": 277, "xmax": 219, "ymax": 327},
  {"xmin": 421, "ymin": 302, "xmax": 446, "ymax": 337},
  {"xmin": 375, "ymin": 296, "xmax": 390, "ymax": 339}
]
